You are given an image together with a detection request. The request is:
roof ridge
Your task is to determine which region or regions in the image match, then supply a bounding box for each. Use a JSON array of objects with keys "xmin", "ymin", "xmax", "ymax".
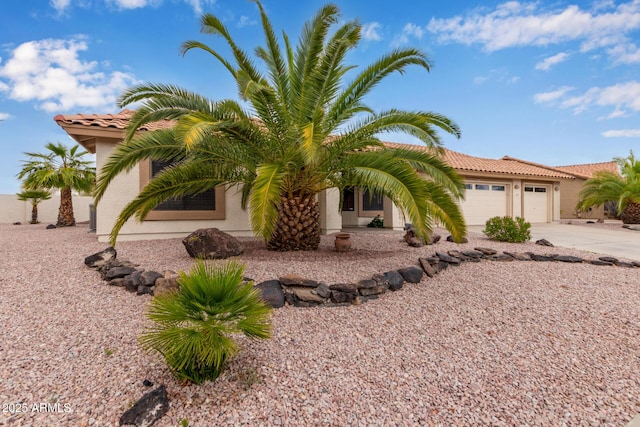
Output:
[{"xmin": 500, "ymin": 155, "xmax": 578, "ymax": 176}]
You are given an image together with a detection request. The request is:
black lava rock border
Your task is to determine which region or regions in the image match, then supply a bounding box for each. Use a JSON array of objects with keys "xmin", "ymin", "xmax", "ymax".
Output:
[{"xmin": 85, "ymin": 245, "xmax": 640, "ymax": 308}]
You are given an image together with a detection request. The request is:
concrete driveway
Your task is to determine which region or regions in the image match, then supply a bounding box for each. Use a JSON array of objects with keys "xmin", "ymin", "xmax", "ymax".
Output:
[{"xmin": 467, "ymin": 222, "xmax": 640, "ymax": 261}]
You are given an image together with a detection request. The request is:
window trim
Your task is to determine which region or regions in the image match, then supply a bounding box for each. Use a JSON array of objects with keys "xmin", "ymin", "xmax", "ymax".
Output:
[
  {"xmin": 139, "ymin": 159, "xmax": 225, "ymax": 221},
  {"xmin": 357, "ymin": 188, "xmax": 385, "ymax": 218}
]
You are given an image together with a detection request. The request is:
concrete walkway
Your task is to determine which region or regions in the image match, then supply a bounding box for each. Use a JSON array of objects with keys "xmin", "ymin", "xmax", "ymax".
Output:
[{"xmin": 467, "ymin": 222, "xmax": 640, "ymax": 260}]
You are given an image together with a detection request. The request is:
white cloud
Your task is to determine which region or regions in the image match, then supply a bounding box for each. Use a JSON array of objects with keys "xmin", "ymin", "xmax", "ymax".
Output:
[
  {"xmin": 50, "ymin": 0, "xmax": 71, "ymax": 13},
  {"xmin": 362, "ymin": 22, "xmax": 382, "ymax": 41},
  {"xmin": 0, "ymin": 37, "xmax": 136, "ymax": 113},
  {"xmin": 426, "ymin": 1, "xmax": 640, "ymax": 63},
  {"xmin": 602, "ymin": 129, "xmax": 640, "ymax": 137},
  {"xmin": 107, "ymin": 0, "xmax": 151, "ymax": 9},
  {"xmin": 237, "ymin": 15, "xmax": 256, "ymax": 28},
  {"xmin": 607, "ymin": 43, "xmax": 640, "ymax": 64},
  {"xmin": 473, "ymin": 76, "xmax": 488, "ymax": 85},
  {"xmin": 0, "ymin": 112, "xmax": 10, "ymax": 121},
  {"xmin": 535, "ymin": 52, "xmax": 569, "ymax": 71},
  {"xmin": 391, "ymin": 22, "xmax": 427, "ymax": 46},
  {"xmin": 474, "ymin": 68, "xmax": 520, "ymax": 85},
  {"xmin": 536, "ymin": 81, "xmax": 640, "ymax": 116},
  {"xmin": 533, "ymin": 86, "xmax": 574, "ymax": 103},
  {"xmin": 182, "ymin": 0, "xmax": 216, "ymax": 15}
]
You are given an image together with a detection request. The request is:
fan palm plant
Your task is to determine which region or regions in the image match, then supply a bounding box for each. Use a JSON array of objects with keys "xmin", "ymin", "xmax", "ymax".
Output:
[
  {"xmin": 95, "ymin": 1, "xmax": 466, "ymax": 249},
  {"xmin": 139, "ymin": 260, "xmax": 272, "ymax": 384},
  {"xmin": 577, "ymin": 150, "xmax": 640, "ymax": 224},
  {"xmin": 16, "ymin": 189, "xmax": 52, "ymax": 224},
  {"xmin": 17, "ymin": 142, "xmax": 95, "ymax": 227}
]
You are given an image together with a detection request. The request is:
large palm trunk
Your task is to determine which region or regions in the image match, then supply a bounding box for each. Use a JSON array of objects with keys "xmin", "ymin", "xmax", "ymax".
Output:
[
  {"xmin": 267, "ymin": 194, "xmax": 321, "ymax": 251},
  {"xmin": 57, "ymin": 187, "xmax": 76, "ymax": 227},
  {"xmin": 620, "ymin": 200, "xmax": 640, "ymax": 224}
]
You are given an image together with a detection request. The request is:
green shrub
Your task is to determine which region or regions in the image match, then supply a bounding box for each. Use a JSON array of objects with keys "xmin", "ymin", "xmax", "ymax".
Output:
[
  {"xmin": 483, "ymin": 216, "xmax": 531, "ymax": 243},
  {"xmin": 139, "ymin": 260, "xmax": 272, "ymax": 384},
  {"xmin": 367, "ymin": 215, "xmax": 384, "ymax": 228}
]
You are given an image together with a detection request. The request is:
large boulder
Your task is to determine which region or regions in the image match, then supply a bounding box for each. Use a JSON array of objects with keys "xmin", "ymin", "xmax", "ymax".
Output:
[
  {"xmin": 182, "ymin": 228, "xmax": 243, "ymax": 259},
  {"xmin": 85, "ymin": 247, "xmax": 117, "ymax": 269},
  {"xmin": 255, "ymin": 280, "xmax": 285, "ymax": 308},
  {"xmin": 119, "ymin": 385, "xmax": 169, "ymax": 427}
]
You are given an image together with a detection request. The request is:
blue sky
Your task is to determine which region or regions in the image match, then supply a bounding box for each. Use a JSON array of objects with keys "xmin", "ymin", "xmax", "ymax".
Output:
[{"xmin": 1, "ymin": 0, "xmax": 639, "ymax": 194}]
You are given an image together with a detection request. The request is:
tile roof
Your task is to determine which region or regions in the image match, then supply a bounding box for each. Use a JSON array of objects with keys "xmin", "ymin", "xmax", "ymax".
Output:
[
  {"xmin": 554, "ymin": 161, "xmax": 619, "ymax": 179},
  {"xmin": 383, "ymin": 142, "xmax": 576, "ymax": 179},
  {"xmin": 53, "ymin": 109, "xmax": 175, "ymax": 132},
  {"xmin": 53, "ymin": 110, "xmax": 588, "ymax": 180}
]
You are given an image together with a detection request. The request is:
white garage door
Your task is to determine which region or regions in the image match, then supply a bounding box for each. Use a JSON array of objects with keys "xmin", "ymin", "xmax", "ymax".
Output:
[
  {"xmin": 523, "ymin": 184, "xmax": 549, "ymax": 223},
  {"xmin": 460, "ymin": 183, "xmax": 509, "ymax": 225}
]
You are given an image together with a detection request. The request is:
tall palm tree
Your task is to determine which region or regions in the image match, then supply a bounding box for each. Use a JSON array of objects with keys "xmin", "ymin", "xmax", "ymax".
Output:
[
  {"xmin": 16, "ymin": 189, "xmax": 51, "ymax": 224},
  {"xmin": 18, "ymin": 142, "xmax": 95, "ymax": 227},
  {"xmin": 95, "ymin": 1, "xmax": 466, "ymax": 249},
  {"xmin": 577, "ymin": 150, "xmax": 640, "ymax": 224}
]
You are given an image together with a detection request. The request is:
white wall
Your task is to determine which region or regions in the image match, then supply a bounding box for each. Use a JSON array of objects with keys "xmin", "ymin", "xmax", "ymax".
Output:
[{"xmin": 0, "ymin": 194, "xmax": 93, "ymax": 224}]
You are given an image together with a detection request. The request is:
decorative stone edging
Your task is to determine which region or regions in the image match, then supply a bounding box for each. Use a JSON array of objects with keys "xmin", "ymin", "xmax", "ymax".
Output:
[{"xmin": 85, "ymin": 245, "xmax": 640, "ymax": 309}]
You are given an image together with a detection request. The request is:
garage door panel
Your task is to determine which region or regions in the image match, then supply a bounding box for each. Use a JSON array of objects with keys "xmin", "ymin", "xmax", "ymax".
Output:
[
  {"xmin": 523, "ymin": 185, "xmax": 549, "ymax": 223},
  {"xmin": 461, "ymin": 183, "xmax": 509, "ymax": 225}
]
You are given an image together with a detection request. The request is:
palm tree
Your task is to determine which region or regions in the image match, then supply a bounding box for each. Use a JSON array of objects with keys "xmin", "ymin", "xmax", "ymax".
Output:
[
  {"xmin": 18, "ymin": 142, "xmax": 95, "ymax": 227},
  {"xmin": 577, "ymin": 150, "xmax": 640, "ymax": 224},
  {"xmin": 16, "ymin": 189, "xmax": 51, "ymax": 224},
  {"xmin": 95, "ymin": 1, "xmax": 466, "ymax": 249}
]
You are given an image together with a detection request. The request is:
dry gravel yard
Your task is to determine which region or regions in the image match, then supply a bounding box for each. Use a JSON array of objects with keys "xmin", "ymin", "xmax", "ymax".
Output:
[{"xmin": 0, "ymin": 223, "xmax": 639, "ymax": 426}]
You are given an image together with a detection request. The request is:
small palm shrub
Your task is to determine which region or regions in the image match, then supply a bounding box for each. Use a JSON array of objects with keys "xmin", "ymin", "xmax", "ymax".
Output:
[
  {"xmin": 139, "ymin": 260, "xmax": 272, "ymax": 384},
  {"xmin": 483, "ymin": 216, "xmax": 531, "ymax": 243}
]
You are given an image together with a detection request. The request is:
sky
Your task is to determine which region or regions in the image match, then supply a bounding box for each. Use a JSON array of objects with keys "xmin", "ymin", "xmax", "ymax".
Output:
[{"xmin": 0, "ymin": 0, "xmax": 639, "ymax": 194}]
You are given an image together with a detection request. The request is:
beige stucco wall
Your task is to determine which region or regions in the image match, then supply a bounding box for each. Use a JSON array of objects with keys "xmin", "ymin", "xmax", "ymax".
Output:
[
  {"xmin": 0, "ymin": 194, "xmax": 92, "ymax": 224},
  {"xmin": 95, "ymin": 141, "xmax": 253, "ymax": 243},
  {"xmin": 558, "ymin": 178, "xmax": 606, "ymax": 219}
]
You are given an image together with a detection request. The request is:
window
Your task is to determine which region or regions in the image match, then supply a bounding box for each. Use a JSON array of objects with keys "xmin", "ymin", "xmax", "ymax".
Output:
[
  {"xmin": 139, "ymin": 159, "xmax": 225, "ymax": 221},
  {"xmin": 464, "ymin": 183, "xmax": 473, "ymax": 190},
  {"xmin": 524, "ymin": 187, "xmax": 534, "ymax": 192},
  {"xmin": 475, "ymin": 184, "xmax": 490, "ymax": 190},
  {"xmin": 342, "ymin": 187, "xmax": 355, "ymax": 211},
  {"xmin": 492, "ymin": 185, "xmax": 505, "ymax": 191},
  {"xmin": 534, "ymin": 187, "xmax": 547, "ymax": 193},
  {"xmin": 362, "ymin": 189, "xmax": 384, "ymax": 211}
]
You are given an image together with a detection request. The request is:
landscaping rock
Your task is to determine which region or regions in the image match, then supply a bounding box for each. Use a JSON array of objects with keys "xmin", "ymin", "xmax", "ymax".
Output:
[
  {"xmin": 383, "ymin": 271, "xmax": 404, "ymax": 291},
  {"xmin": 530, "ymin": 254, "xmax": 555, "ymax": 262},
  {"xmin": 182, "ymin": 228, "xmax": 243, "ymax": 259},
  {"xmin": 489, "ymin": 254, "xmax": 514, "ymax": 262},
  {"xmin": 154, "ymin": 276, "xmax": 180, "ymax": 296},
  {"xmin": 108, "ymin": 278, "xmax": 126, "ymax": 287},
  {"xmin": 474, "ymin": 247, "xmax": 497, "ymax": 256},
  {"xmin": 555, "ymin": 255, "xmax": 583, "ymax": 263},
  {"xmin": 615, "ymin": 261, "xmax": 636, "ymax": 268},
  {"xmin": 124, "ymin": 271, "xmax": 143, "ymax": 293},
  {"xmin": 255, "ymin": 280, "xmax": 285, "ymax": 308},
  {"xmin": 46, "ymin": 224, "xmax": 56, "ymax": 229},
  {"xmin": 397, "ymin": 266, "xmax": 423, "ymax": 283},
  {"xmin": 137, "ymin": 285, "xmax": 154, "ymax": 296},
  {"xmin": 359, "ymin": 285, "xmax": 387, "ymax": 296},
  {"xmin": 535, "ymin": 239, "xmax": 554, "ymax": 247},
  {"xmin": 290, "ymin": 287, "xmax": 326, "ymax": 304},
  {"xmin": 599, "ymin": 256, "xmax": 619, "ymax": 263},
  {"xmin": 418, "ymin": 258, "xmax": 437, "ymax": 278},
  {"xmin": 462, "ymin": 250, "xmax": 484, "ymax": 259},
  {"xmin": 119, "ymin": 384, "xmax": 169, "ymax": 427},
  {"xmin": 140, "ymin": 271, "xmax": 163, "ymax": 287},
  {"xmin": 279, "ymin": 275, "xmax": 320, "ymax": 287},
  {"xmin": 429, "ymin": 234, "xmax": 442, "ymax": 245},
  {"xmin": 589, "ymin": 260, "xmax": 613, "ymax": 266},
  {"xmin": 503, "ymin": 252, "xmax": 532, "ymax": 261},
  {"xmin": 436, "ymin": 251, "xmax": 461, "ymax": 265},
  {"xmin": 12, "ymin": 221, "xmax": 21, "ymax": 225},
  {"xmin": 85, "ymin": 247, "xmax": 117, "ymax": 268},
  {"xmin": 446, "ymin": 235, "xmax": 468, "ymax": 243},
  {"xmin": 315, "ymin": 283, "xmax": 332, "ymax": 299},
  {"xmin": 107, "ymin": 266, "xmax": 138, "ymax": 281},
  {"xmin": 330, "ymin": 290, "xmax": 357, "ymax": 304},
  {"xmin": 329, "ymin": 283, "xmax": 359, "ymax": 293},
  {"xmin": 403, "ymin": 229, "xmax": 423, "ymax": 247}
]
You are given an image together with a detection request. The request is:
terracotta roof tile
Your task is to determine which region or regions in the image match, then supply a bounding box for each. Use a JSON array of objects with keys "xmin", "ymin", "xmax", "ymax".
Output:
[
  {"xmin": 53, "ymin": 109, "xmax": 175, "ymax": 131},
  {"xmin": 383, "ymin": 142, "xmax": 575, "ymax": 179},
  {"xmin": 555, "ymin": 161, "xmax": 619, "ymax": 179},
  {"xmin": 53, "ymin": 110, "xmax": 585, "ymax": 180}
]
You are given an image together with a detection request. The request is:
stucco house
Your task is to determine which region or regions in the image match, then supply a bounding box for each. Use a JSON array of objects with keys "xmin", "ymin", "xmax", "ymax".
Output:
[
  {"xmin": 54, "ymin": 110, "xmax": 614, "ymax": 242},
  {"xmin": 555, "ymin": 162, "xmax": 620, "ymax": 219}
]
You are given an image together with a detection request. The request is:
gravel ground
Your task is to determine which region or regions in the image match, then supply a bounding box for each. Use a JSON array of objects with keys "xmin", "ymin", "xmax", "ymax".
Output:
[{"xmin": 1, "ymin": 223, "xmax": 639, "ymax": 426}]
